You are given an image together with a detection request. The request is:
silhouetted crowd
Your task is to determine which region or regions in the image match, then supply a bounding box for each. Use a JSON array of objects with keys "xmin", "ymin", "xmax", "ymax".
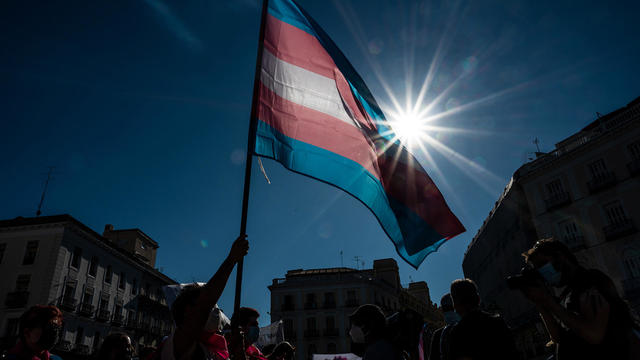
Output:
[{"xmin": 3, "ymin": 236, "xmax": 640, "ymax": 360}]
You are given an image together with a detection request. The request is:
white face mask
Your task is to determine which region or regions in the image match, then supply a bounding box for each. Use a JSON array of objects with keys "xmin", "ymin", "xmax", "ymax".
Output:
[
  {"xmin": 204, "ymin": 308, "xmax": 222, "ymax": 332},
  {"xmin": 349, "ymin": 325, "xmax": 366, "ymax": 343},
  {"xmin": 537, "ymin": 262, "xmax": 562, "ymax": 286}
]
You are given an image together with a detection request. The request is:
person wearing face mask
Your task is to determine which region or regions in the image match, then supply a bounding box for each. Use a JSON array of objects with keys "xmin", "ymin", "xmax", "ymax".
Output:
[
  {"xmin": 520, "ymin": 238, "xmax": 640, "ymax": 360},
  {"xmin": 159, "ymin": 235, "xmax": 249, "ymax": 360},
  {"xmin": 428, "ymin": 294, "xmax": 458, "ymax": 360},
  {"xmin": 229, "ymin": 307, "xmax": 266, "ymax": 360},
  {"xmin": 96, "ymin": 333, "xmax": 134, "ymax": 360},
  {"xmin": 447, "ymin": 279, "xmax": 518, "ymax": 360},
  {"xmin": 348, "ymin": 304, "xmax": 402, "ymax": 360},
  {"xmin": 6, "ymin": 305, "xmax": 64, "ymax": 360}
]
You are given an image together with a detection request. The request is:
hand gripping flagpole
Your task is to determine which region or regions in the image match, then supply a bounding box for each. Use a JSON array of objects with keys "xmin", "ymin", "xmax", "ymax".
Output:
[{"xmin": 234, "ymin": 0, "xmax": 269, "ymax": 314}]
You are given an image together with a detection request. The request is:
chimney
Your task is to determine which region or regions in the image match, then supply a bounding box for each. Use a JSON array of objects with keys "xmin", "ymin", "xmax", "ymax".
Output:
[
  {"xmin": 373, "ymin": 258, "xmax": 400, "ymax": 289},
  {"xmin": 103, "ymin": 224, "xmax": 114, "ymax": 236}
]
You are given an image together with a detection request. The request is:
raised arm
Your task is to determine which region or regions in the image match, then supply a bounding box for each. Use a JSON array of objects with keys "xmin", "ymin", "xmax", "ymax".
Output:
[
  {"xmin": 173, "ymin": 235, "xmax": 249, "ymax": 357},
  {"xmin": 524, "ymin": 285, "xmax": 610, "ymax": 344},
  {"xmin": 543, "ymin": 287, "xmax": 610, "ymax": 344}
]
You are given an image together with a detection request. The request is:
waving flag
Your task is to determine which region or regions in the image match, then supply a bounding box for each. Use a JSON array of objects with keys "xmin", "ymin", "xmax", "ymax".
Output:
[{"xmin": 253, "ymin": 0, "xmax": 465, "ymax": 268}]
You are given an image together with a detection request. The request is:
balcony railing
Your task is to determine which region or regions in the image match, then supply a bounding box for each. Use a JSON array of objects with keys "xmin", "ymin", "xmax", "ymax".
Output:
[
  {"xmin": 281, "ymin": 303, "xmax": 295, "ymax": 311},
  {"xmin": 137, "ymin": 294, "xmax": 168, "ymax": 312},
  {"xmin": 323, "ymin": 328, "xmax": 339, "ymax": 337},
  {"xmin": 97, "ymin": 309, "xmax": 111, "ymax": 322},
  {"xmin": 345, "ymin": 299, "xmax": 359, "ymax": 307},
  {"xmin": 151, "ymin": 326, "xmax": 161, "ymax": 335},
  {"xmin": 78, "ymin": 303, "xmax": 94, "ymax": 317},
  {"xmin": 112, "ymin": 313, "xmax": 125, "ymax": 327},
  {"xmin": 303, "ymin": 302, "xmax": 317, "ymax": 310},
  {"xmin": 603, "ymin": 218, "xmax": 636, "ymax": 241},
  {"xmin": 304, "ymin": 329, "xmax": 320, "ymax": 338},
  {"xmin": 562, "ymin": 235, "xmax": 585, "ymax": 251},
  {"xmin": 126, "ymin": 318, "xmax": 137, "ymax": 329},
  {"xmin": 544, "ymin": 191, "xmax": 571, "ymax": 210},
  {"xmin": 628, "ymin": 159, "xmax": 640, "ymax": 177},
  {"xmin": 5, "ymin": 291, "xmax": 29, "ymax": 309},
  {"xmin": 55, "ymin": 340, "xmax": 73, "ymax": 352},
  {"xmin": 59, "ymin": 297, "xmax": 77, "ymax": 312},
  {"xmin": 587, "ymin": 172, "xmax": 617, "ymax": 193},
  {"xmin": 74, "ymin": 344, "xmax": 90, "ymax": 355}
]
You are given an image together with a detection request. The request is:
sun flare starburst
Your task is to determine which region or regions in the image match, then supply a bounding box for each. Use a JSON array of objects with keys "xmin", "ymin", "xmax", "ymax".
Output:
[
  {"xmin": 385, "ymin": 108, "xmax": 430, "ymax": 149},
  {"xmin": 331, "ymin": 0, "xmax": 530, "ymax": 201}
]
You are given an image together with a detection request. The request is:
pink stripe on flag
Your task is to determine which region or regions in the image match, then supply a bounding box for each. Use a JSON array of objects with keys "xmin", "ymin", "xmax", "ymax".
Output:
[
  {"xmin": 258, "ymin": 83, "xmax": 382, "ymax": 179},
  {"xmin": 264, "ymin": 14, "xmax": 337, "ymax": 79}
]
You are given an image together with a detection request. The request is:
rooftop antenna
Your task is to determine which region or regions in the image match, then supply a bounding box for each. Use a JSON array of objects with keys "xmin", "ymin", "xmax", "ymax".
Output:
[
  {"xmin": 36, "ymin": 167, "xmax": 55, "ymax": 217},
  {"xmin": 533, "ymin": 138, "xmax": 541, "ymax": 153},
  {"xmin": 353, "ymin": 256, "xmax": 362, "ymax": 270}
]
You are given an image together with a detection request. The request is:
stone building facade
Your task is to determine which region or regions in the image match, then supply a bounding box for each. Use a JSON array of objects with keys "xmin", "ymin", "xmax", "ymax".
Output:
[
  {"xmin": 268, "ymin": 258, "xmax": 442, "ymax": 360},
  {"xmin": 0, "ymin": 214, "xmax": 177, "ymax": 357},
  {"xmin": 463, "ymin": 96, "xmax": 640, "ymax": 359}
]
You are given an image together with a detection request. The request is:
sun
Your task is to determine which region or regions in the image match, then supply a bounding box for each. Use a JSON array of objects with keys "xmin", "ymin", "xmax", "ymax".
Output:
[{"xmin": 387, "ymin": 108, "xmax": 428, "ymax": 148}]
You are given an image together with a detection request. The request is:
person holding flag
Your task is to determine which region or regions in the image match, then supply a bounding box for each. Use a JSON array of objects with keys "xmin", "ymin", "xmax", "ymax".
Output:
[{"xmin": 159, "ymin": 235, "xmax": 249, "ymax": 360}]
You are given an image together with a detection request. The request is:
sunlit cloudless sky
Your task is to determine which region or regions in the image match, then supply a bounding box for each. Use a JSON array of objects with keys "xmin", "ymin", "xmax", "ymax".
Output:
[{"xmin": 2, "ymin": 0, "xmax": 640, "ymax": 323}]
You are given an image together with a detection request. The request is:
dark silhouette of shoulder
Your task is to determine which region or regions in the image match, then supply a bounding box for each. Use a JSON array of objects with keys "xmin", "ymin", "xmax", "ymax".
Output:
[{"xmin": 449, "ymin": 311, "xmax": 518, "ymax": 360}]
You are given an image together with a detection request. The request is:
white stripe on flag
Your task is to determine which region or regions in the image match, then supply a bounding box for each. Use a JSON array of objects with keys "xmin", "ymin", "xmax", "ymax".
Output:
[{"xmin": 260, "ymin": 49, "xmax": 356, "ymax": 128}]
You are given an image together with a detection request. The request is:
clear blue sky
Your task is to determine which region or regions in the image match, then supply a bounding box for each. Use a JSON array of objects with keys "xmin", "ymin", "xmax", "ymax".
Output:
[{"xmin": 2, "ymin": 0, "xmax": 639, "ymax": 324}]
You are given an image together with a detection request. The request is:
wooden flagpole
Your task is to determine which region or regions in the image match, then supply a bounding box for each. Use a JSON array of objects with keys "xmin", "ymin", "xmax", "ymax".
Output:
[{"xmin": 234, "ymin": 0, "xmax": 269, "ymax": 314}]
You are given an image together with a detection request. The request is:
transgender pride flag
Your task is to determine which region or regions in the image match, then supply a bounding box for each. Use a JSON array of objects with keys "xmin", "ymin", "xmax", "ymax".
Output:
[{"xmin": 252, "ymin": 0, "xmax": 465, "ymax": 268}]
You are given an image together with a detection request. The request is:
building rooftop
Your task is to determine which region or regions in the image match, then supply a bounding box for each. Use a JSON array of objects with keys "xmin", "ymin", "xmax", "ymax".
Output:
[
  {"xmin": 517, "ymin": 95, "xmax": 640, "ymax": 179},
  {"xmin": 0, "ymin": 214, "xmax": 176, "ymax": 284},
  {"xmin": 286, "ymin": 267, "xmax": 358, "ymax": 276},
  {"xmin": 103, "ymin": 225, "xmax": 159, "ymax": 248}
]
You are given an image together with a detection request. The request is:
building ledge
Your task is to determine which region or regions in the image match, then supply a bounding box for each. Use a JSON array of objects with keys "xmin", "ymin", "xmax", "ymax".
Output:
[
  {"xmin": 544, "ymin": 192, "xmax": 571, "ymax": 211},
  {"xmin": 562, "ymin": 235, "xmax": 586, "ymax": 251},
  {"xmin": 604, "ymin": 219, "xmax": 636, "ymax": 241},
  {"xmin": 587, "ymin": 172, "xmax": 617, "ymax": 193}
]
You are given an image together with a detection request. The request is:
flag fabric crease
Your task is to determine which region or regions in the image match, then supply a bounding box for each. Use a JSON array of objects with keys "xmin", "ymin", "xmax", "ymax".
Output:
[{"xmin": 252, "ymin": 0, "xmax": 465, "ymax": 268}]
